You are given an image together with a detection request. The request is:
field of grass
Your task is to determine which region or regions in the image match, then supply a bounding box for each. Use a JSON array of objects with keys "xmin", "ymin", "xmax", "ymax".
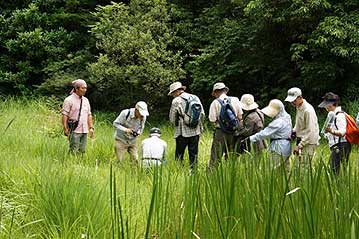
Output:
[{"xmin": 1, "ymin": 97, "xmax": 359, "ymax": 238}]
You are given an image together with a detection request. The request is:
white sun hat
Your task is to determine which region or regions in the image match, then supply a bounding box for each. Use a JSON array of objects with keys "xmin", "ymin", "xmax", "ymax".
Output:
[
  {"xmin": 261, "ymin": 99, "xmax": 282, "ymax": 118},
  {"xmin": 285, "ymin": 87, "xmax": 302, "ymax": 102},
  {"xmin": 168, "ymin": 82, "xmax": 186, "ymax": 96},
  {"xmin": 239, "ymin": 94, "xmax": 259, "ymax": 111},
  {"xmin": 135, "ymin": 101, "xmax": 149, "ymax": 116}
]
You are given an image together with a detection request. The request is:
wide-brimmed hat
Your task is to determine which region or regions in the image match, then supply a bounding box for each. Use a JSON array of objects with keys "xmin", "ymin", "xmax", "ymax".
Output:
[
  {"xmin": 149, "ymin": 127, "xmax": 161, "ymax": 137},
  {"xmin": 261, "ymin": 99, "xmax": 282, "ymax": 118},
  {"xmin": 285, "ymin": 87, "xmax": 302, "ymax": 102},
  {"xmin": 239, "ymin": 94, "xmax": 259, "ymax": 111},
  {"xmin": 212, "ymin": 82, "xmax": 229, "ymax": 95},
  {"xmin": 135, "ymin": 101, "xmax": 149, "ymax": 116},
  {"xmin": 168, "ymin": 82, "xmax": 186, "ymax": 95},
  {"xmin": 318, "ymin": 92, "xmax": 339, "ymax": 108}
]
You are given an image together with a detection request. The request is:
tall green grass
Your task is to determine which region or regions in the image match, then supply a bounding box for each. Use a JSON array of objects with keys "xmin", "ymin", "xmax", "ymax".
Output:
[{"xmin": 0, "ymin": 97, "xmax": 359, "ymax": 238}]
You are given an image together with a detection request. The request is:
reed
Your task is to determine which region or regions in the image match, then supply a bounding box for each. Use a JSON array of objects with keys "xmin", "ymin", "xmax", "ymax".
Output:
[{"xmin": 0, "ymin": 98, "xmax": 358, "ymax": 238}]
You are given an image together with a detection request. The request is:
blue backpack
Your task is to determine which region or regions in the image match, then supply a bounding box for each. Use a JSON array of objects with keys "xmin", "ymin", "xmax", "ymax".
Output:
[
  {"xmin": 217, "ymin": 98, "xmax": 239, "ymax": 133},
  {"xmin": 181, "ymin": 95, "xmax": 202, "ymax": 128}
]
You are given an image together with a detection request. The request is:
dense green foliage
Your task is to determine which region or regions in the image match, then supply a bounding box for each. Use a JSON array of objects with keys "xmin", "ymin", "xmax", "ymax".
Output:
[
  {"xmin": 1, "ymin": 99, "xmax": 359, "ymax": 238},
  {"xmin": 0, "ymin": 0, "xmax": 358, "ymax": 110},
  {"xmin": 89, "ymin": 0, "xmax": 185, "ymax": 109}
]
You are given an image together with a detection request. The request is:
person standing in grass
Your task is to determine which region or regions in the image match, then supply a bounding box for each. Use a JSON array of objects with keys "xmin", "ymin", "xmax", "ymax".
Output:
[
  {"xmin": 113, "ymin": 101, "xmax": 149, "ymax": 163},
  {"xmin": 284, "ymin": 87, "xmax": 320, "ymax": 167},
  {"xmin": 249, "ymin": 99, "xmax": 292, "ymax": 168},
  {"xmin": 319, "ymin": 92, "xmax": 351, "ymax": 175},
  {"xmin": 237, "ymin": 94, "xmax": 266, "ymax": 153},
  {"xmin": 62, "ymin": 79, "xmax": 94, "ymax": 154},
  {"xmin": 208, "ymin": 82, "xmax": 243, "ymax": 167},
  {"xmin": 141, "ymin": 127, "xmax": 167, "ymax": 168},
  {"xmin": 168, "ymin": 82, "xmax": 205, "ymax": 169}
]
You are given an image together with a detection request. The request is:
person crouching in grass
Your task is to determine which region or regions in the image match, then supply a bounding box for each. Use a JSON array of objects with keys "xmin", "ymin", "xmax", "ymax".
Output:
[{"xmin": 141, "ymin": 127, "xmax": 167, "ymax": 168}]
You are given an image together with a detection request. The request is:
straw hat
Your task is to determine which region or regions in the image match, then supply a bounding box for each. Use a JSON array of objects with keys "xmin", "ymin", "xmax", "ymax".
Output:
[
  {"xmin": 168, "ymin": 82, "xmax": 186, "ymax": 96},
  {"xmin": 239, "ymin": 94, "xmax": 259, "ymax": 111},
  {"xmin": 261, "ymin": 99, "xmax": 282, "ymax": 118},
  {"xmin": 135, "ymin": 101, "xmax": 149, "ymax": 116},
  {"xmin": 285, "ymin": 87, "xmax": 302, "ymax": 102}
]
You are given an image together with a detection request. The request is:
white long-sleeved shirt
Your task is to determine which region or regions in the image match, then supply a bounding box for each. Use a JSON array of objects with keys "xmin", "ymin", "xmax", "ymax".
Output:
[
  {"xmin": 325, "ymin": 106, "xmax": 347, "ymax": 147},
  {"xmin": 294, "ymin": 99, "xmax": 320, "ymax": 148}
]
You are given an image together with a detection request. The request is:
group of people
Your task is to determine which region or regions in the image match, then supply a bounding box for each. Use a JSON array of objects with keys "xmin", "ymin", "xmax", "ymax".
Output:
[{"xmin": 62, "ymin": 79, "xmax": 354, "ymax": 174}]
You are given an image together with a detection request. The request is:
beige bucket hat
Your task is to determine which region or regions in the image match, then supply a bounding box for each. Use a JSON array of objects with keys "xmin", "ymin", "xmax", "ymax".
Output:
[
  {"xmin": 168, "ymin": 82, "xmax": 186, "ymax": 95},
  {"xmin": 212, "ymin": 82, "xmax": 229, "ymax": 96},
  {"xmin": 261, "ymin": 99, "xmax": 282, "ymax": 118},
  {"xmin": 239, "ymin": 94, "xmax": 259, "ymax": 111}
]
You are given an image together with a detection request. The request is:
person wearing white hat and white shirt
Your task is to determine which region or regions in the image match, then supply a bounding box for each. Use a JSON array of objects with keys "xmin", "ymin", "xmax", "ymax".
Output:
[
  {"xmin": 250, "ymin": 99, "xmax": 292, "ymax": 167},
  {"xmin": 237, "ymin": 94, "xmax": 266, "ymax": 153},
  {"xmin": 141, "ymin": 127, "xmax": 167, "ymax": 168},
  {"xmin": 285, "ymin": 87, "xmax": 320, "ymax": 165},
  {"xmin": 168, "ymin": 82, "xmax": 205, "ymax": 169},
  {"xmin": 113, "ymin": 101, "xmax": 149, "ymax": 163},
  {"xmin": 208, "ymin": 82, "xmax": 243, "ymax": 167}
]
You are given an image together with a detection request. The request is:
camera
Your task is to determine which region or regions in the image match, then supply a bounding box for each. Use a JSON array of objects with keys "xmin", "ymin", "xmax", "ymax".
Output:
[{"xmin": 131, "ymin": 129, "xmax": 140, "ymax": 137}]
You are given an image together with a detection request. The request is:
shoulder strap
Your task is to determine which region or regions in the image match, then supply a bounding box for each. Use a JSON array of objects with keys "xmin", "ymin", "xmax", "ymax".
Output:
[
  {"xmin": 217, "ymin": 98, "xmax": 225, "ymax": 106},
  {"xmin": 77, "ymin": 97, "xmax": 83, "ymax": 122},
  {"xmin": 334, "ymin": 111, "xmax": 345, "ymax": 143},
  {"xmin": 256, "ymin": 110, "xmax": 264, "ymax": 125},
  {"xmin": 126, "ymin": 109, "xmax": 131, "ymax": 120},
  {"xmin": 334, "ymin": 111, "xmax": 344, "ymax": 129}
]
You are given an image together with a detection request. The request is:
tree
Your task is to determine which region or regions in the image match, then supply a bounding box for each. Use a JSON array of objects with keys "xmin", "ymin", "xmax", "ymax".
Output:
[{"xmin": 89, "ymin": 0, "xmax": 185, "ymax": 111}]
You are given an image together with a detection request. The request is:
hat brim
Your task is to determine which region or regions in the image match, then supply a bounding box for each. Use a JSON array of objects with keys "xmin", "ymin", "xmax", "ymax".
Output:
[
  {"xmin": 284, "ymin": 95, "xmax": 297, "ymax": 102},
  {"xmin": 261, "ymin": 106, "xmax": 278, "ymax": 118},
  {"xmin": 150, "ymin": 133, "xmax": 161, "ymax": 137},
  {"xmin": 240, "ymin": 102, "xmax": 259, "ymax": 111},
  {"xmin": 168, "ymin": 86, "xmax": 186, "ymax": 96},
  {"xmin": 138, "ymin": 109, "xmax": 149, "ymax": 116},
  {"xmin": 318, "ymin": 100, "xmax": 334, "ymax": 108}
]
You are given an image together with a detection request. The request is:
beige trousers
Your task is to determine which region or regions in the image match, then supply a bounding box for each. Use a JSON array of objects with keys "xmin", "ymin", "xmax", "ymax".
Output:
[
  {"xmin": 114, "ymin": 140, "xmax": 138, "ymax": 162},
  {"xmin": 294, "ymin": 144, "xmax": 318, "ymax": 169}
]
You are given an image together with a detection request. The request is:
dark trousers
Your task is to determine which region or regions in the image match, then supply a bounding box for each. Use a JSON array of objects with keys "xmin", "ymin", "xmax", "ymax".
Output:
[
  {"xmin": 175, "ymin": 135, "xmax": 200, "ymax": 168},
  {"xmin": 330, "ymin": 142, "xmax": 351, "ymax": 175},
  {"xmin": 209, "ymin": 129, "xmax": 236, "ymax": 167}
]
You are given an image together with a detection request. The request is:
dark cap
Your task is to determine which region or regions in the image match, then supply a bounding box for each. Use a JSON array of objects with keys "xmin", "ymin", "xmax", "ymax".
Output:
[
  {"xmin": 318, "ymin": 92, "xmax": 339, "ymax": 108},
  {"xmin": 149, "ymin": 127, "xmax": 161, "ymax": 136}
]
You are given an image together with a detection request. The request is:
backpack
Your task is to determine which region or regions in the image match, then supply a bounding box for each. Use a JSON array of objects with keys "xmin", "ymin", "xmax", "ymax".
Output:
[
  {"xmin": 180, "ymin": 95, "xmax": 202, "ymax": 128},
  {"xmin": 334, "ymin": 111, "xmax": 359, "ymax": 145},
  {"xmin": 217, "ymin": 98, "xmax": 240, "ymax": 133}
]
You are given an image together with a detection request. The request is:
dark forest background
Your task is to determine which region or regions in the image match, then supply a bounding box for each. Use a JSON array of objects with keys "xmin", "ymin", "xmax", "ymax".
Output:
[{"xmin": 1, "ymin": 0, "xmax": 358, "ymax": 114}]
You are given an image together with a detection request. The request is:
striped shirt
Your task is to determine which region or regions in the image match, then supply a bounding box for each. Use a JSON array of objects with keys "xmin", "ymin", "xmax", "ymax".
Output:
[{"xmin": 169, "ymin": 92, "xmax": 204, "ymax": 138}]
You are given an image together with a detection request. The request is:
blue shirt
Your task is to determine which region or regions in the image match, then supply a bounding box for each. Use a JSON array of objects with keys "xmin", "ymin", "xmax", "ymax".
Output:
[{"xmin": 250, "ymin": 114, "xmax": 292, "ymax": 157}]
